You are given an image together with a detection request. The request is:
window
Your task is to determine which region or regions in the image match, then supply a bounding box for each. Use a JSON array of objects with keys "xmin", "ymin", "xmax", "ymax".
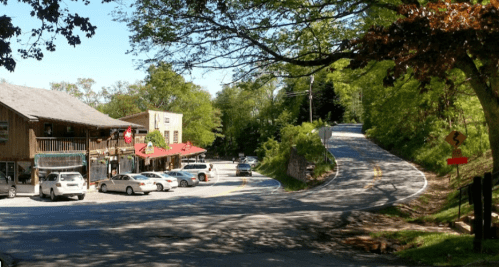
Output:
[
  {"xmin": 173, "ymin": 131, "xmax": 179, "ymax": 144},
  {"xmin": 164, "ymin": 131, "xmax": 170, "ymax": 145},
  {"xmin": 44, "ymin": 123, "xmax": 53, "ymax": 137},
  {"xmin": 0, "ymin": 121, "xmax": 8, "ymax": 143},
  {"xmin": 164, "ymin": 114, "xmax": 169, "ymax": 124}
]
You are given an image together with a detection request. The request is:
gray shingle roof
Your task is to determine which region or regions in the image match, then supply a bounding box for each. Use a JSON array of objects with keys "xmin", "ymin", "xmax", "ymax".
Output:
[{"xmin": 0, "ymin": 83, "xmax": 142, "ymax": 129}]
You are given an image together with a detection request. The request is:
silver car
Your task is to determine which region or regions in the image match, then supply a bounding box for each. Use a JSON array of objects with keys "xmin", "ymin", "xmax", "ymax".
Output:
[
  {"xmin": 141, "ymin": 172, "xmax": 178, "ymax": 191},
  {"xmin": 0, "ymin": 171, "xmax": 16, "ymax": 198},
  {"xmin": 100, "ymin": 173, "xmax": 156, "ymax": 195},
  {"xmin": 165, "ymin": 171, "xmax": 199, "ymax": 187}
]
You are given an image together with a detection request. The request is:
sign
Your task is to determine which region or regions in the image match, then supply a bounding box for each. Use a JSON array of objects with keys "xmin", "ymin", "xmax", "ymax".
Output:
[
  {"xmin": 145, "ymin": 142, "xmax": 154, "ymax": 154},
  {"xmin": 445, "ymin": 131, "xmax": 466, "ymax": 148},
  {"xmin": 452, "ymin": 149, "xmax": 463, "ymax": 158},
  {"xmin": 447, "ymin": 157, "xmax": 468, "ymax": 165},
  {"xmin": 185, "ymin": 141, "xmax": 192, "ymax": 150},
  {"xmin": 124, "ymin": 126, "xmax": 132, "ymax": 144}
]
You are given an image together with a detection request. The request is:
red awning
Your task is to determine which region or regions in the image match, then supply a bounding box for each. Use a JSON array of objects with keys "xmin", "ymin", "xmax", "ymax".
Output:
[{"xmin": 134, "ymin": 143, "xmax": 206, "ymax": 159}]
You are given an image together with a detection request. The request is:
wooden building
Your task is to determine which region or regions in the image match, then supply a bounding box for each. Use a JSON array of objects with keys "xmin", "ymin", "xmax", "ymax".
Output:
[{"xmin": 0, "ymin": 84, "xmax": 142, "ymax": 194}]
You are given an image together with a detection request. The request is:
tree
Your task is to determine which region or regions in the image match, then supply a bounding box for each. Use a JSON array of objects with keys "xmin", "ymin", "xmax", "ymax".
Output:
[
  {"xmin": 145, "ymin": 130, "xmax": 169, "ymax": 149},
  {"xmin": 119, "ymin": 0, "xmax": 371, "ymax": 82},
  {"xmin": 0, "ymin": 0, "xmax": 101, "ymax": 72},
  {"xmin": 50, "ymin": 78, "xmax": 100, "ymax": 107},
  {"xmin": 98, "ymin": 81, "xmax": 145, "ymax": 118},
  {"xmin": 348, "ymin": 1, "xmax": 499, "ymax": 177}
]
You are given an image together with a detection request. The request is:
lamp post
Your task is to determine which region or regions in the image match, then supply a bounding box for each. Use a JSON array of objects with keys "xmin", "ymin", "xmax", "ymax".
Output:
[{"xmin": 309, "ymin": 75, "xmax": 314, "ymax": 123}]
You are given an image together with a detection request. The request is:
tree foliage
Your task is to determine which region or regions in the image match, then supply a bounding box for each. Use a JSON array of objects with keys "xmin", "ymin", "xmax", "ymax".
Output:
[
  {"xmin": 145, "ymin": 129, "xmax": 170, "ymax": 149},
  {"xmin": 0, "ymin": 0, "xmax": 101, "ymax": 71},
  {"xmin": 50, "ymin": 78, "xmax": 100, "ymax": 107}
]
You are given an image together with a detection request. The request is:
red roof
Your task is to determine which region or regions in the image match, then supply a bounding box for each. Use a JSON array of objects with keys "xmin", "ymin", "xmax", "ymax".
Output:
[{"xmin": 135, "ymin": 143, "xmax": 206, "ymax": 159}]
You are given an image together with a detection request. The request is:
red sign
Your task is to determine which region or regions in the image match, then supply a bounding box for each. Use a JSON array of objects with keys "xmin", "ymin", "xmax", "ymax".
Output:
[
  {"xmin": 447, "ymin": 157, "xmax": 468, "ymax": 165},
  {"xmin": 184, "ymin": 141, "xmax": 192, "ymax": 151},
  {"xmin": 124, "ymin": 126, "xmax": 132, "ymax": 144}
]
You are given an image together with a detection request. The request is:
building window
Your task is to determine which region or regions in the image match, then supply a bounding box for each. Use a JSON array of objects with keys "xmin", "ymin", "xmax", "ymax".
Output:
[
  {"xmin": 173, "ymin": 131, "xmax": 179, "ymax": 144},
  {"xmin": 0, "ymin": 121, "xmax": 8, "ymax": 143},
  {"xmin": 44, "ymin": 123, "xmax": 53, "ymax": 137},
  {"xmin": 164, "ymin": 114, "xmax": 169, "ymax": 124},
  {"xmin": 164, "ymin": 131, "xmax": 170, "ymax": 145}
]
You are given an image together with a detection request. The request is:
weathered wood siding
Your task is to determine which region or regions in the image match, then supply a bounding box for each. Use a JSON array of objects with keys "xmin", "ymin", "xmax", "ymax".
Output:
[{"xmin": 0, "ymin": 105, "xmax": 31, "ymax": 160}]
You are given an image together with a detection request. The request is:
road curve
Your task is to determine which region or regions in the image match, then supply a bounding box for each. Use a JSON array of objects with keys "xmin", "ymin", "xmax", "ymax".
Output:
[{"xmin": 0, "ymin": 123, "xmax": 427, "ymax": 267}]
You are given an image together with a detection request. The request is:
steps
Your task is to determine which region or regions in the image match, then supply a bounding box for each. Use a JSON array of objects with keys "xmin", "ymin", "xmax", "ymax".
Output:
[{"xmin": 453, "ymin": 208, "xmax": 499, "ymax": 236}]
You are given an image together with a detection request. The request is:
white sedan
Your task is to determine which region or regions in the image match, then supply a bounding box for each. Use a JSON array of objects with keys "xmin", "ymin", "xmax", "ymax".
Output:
[
  {"xmin": 99, "ymin": 173, "xmax": 156, "ymax": 195},
  {"xmin": 141, "ymin": 172, "xmax": 178, "ymax": 191}
]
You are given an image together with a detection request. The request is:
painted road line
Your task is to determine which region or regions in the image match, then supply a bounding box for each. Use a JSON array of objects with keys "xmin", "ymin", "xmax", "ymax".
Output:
[
  {"xmin": 210, "ymin": 177, "xmax": 248, "ymax": 197},
  {"xmin": 364, "ymin": 165, "xmax": 382, "ymax": 189}
]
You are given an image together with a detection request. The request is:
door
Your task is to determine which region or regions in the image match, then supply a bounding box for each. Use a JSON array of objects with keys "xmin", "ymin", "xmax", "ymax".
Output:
[
  {"xmin": 108, "ymin": 175, "xmax": 120, "ymax": 191},
  {"xmin": 117, "ymin": 175, "xmax": 130, "ymax": 192},
  {"xmin": 43, "ymin": 174, "xmax": 57, "ymax": 195}
]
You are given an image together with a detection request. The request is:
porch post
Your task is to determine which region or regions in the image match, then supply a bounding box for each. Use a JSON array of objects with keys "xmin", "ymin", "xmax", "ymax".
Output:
[{"xmin": 86, "ymin": 129, "xmax": 90, "ymax": 189}]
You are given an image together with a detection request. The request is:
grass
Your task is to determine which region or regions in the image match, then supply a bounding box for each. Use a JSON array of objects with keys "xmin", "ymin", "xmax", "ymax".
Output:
[{"xmin": 371, "ymin": 230, "xmax": 499, "ymax": 266}]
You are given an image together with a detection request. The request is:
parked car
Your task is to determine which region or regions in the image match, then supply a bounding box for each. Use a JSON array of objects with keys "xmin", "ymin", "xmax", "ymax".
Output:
[
  {"xmin": 165, "ymin": 171, "xmax": 199, "ymax": 187},
  {"xmin": 0, "ymin": 171, "xmax": 16, "ymax": 198},
  {"xmin": 141, "ymin": 171, "xmax": 178, "ymax": 191},
  {"xmin": 39, "ymin": 172, "xmax": 87, "ymax": 201},
  {"xmin": 174, "ymin": 163, "xmax": 213, "ymax": 182},
  {"xmin": 99, "ymin": 173, "xmax": 156, "ymax": 195},
  {"xmin": 236, "ymin": 163, "xmax": 252, "ymax": 177}
]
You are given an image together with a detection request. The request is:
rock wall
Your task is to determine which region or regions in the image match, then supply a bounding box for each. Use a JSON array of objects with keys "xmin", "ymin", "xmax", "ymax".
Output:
[{"xmin": 287, "ymin": 147, "xmax": 308, "ymax": 183}]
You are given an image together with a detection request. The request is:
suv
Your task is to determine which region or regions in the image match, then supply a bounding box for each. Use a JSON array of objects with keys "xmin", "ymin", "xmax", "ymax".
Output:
[
  {"xmin": 0, "ymin": 171, "xmax": 16, "ymax": 198},
  {"xmin": 177, "ymin": 163, "xmax": 213, "ymax": 181},
  {"xmin": 236, "ymin": 163, "xmax": 252, "ymax": 176},
  {"xmin": 39, "ymin": 172, "xmax": 87, "ymax": 201}
]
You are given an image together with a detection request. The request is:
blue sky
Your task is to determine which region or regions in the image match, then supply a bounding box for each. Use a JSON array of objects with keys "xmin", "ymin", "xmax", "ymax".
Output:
[{"xmin": 0, "ymin": 1, "xmax": 230, "ymax": 98}]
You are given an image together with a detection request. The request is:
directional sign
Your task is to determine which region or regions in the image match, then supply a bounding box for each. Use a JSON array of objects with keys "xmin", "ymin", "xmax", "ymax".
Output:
[
  {"xmin": 447, "ymin": 157, "xmax": 468, "ymax": 165},
  {"xmin": 445, "ymin": 131, "xmax": 466, "ymax": 148}
]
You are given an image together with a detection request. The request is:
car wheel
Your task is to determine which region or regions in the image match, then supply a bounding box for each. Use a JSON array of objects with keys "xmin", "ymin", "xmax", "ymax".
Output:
[
  {"xmin": 144, "ymin": 192, "xmax": 150, "ymax": 195},
  {"xmin": 78, "ymin": 194, "xmax": 85, "ymax": 200},
  {"xmin": 198, "ymin": 174, "xmax": 206, "ymax": 181},
  {"xmin": 8, "ymin": 187, "xmax": 16, "ymax": 198},
  {"xmin": 50, "ymin": 189, "xmax": 58, "ymax": 201},
  {"xmin": 39, "ymin": 187, "xmax": 45, "ymax": 198},
  {"xmin": 179, "ymin": 180, "xmax": 188, "ymax": 187},
  {"xmin": 156, "ymin": 184, "xmax": 164, "ymax": 191},
  {"xmin": 100, "ymin": 184, "xmax": 108, "ymax": 193},
  {"xmin": 126, "ymin": 186, "xmax": 134, "ymax": 195}
]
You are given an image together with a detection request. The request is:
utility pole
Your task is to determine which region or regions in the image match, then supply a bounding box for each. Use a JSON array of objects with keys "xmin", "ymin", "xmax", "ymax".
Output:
[{"xmin": 309, "ymin": 75, "xmax": 314, "ymax": 123}]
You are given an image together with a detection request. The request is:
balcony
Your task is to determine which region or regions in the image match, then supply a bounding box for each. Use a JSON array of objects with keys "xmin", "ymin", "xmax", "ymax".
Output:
[
  {"xmin": 36, "ymin": 137, "xmax": 134, "ymax": 154},
  {"xmin": 36, "ymin": 137, "xmax": 86, "ymax": 153}
]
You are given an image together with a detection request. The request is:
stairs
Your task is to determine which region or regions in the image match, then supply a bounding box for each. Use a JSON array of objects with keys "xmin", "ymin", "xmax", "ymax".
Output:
[{"xmin": 454, "ymin": 204, "xmax": 499, "ymax": 236}]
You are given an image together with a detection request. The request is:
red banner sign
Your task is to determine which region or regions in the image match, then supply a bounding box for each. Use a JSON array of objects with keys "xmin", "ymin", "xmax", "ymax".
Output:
[{"xmin": 447, "ymin": 157, "xmax": 468, "ymax": 165}]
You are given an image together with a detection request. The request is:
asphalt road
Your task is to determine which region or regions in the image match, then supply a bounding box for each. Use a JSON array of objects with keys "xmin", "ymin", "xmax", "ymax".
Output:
[{"xmin": 0, "ymin": 124, "xmax": 427, "ymax": 267}]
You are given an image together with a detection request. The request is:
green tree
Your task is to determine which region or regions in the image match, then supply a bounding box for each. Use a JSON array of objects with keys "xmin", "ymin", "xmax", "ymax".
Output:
[
  {"xmin": 98, "ymin": 81, "xmax": 144, "ymax": 118},
  {"xmin": 50, "ymin": 78, "xmax": 100, "ymax": 107},
  {"xmin": 145, "ymin": 130, "xmax": 169, "ymax": 149},
  {"xmin": 142, "ymin": 63, "xmax": 222, "ymax": 147}
]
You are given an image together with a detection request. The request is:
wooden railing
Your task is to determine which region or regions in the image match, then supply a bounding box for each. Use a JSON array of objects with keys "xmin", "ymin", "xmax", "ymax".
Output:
[
  {"xmin": 36, "ymin": 137, "xmax": 86, "ymax": 153},
  {"xmin": 36, "ymin": 137, "xmax": 135, "ymax": 153}
]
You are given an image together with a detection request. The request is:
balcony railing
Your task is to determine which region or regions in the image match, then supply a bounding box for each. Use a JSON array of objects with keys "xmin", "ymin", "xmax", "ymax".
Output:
[
  {"xmin": 36, "ymin": 137, "xmax": 86, "ymax": 153},
  {"xmin": 36, "ymin": 137, "xmax": 135, "ymax": 153}
]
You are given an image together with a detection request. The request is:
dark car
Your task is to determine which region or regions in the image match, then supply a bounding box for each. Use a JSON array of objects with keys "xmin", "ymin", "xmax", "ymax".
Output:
[{"xmin": 236, "ymin": 163, "xmax": 252, "ymax": 177}]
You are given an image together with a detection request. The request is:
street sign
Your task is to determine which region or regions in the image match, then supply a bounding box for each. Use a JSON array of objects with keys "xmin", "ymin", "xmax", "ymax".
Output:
[
  {"xmin": 445, "ymin": 131, "xmax": 466, "ymax": 148},
  {"xmin": 447, "ymin": 157, "xmax": 468, "ymax": 165},
  {"xmin": 452, "ymin": 149, "xmax": 463, "ymax": 158}
]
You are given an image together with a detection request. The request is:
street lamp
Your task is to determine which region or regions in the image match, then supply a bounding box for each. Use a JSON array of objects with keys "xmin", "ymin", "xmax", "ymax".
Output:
[{"xmin": 309, "ymin": 75, "xmax": 314, "ymax": 123}]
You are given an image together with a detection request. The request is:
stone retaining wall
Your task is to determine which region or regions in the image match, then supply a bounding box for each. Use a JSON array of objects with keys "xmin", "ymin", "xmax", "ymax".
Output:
[{"xmin": 287, "ymin": 147, "xmax": 309, "ymax": 183}]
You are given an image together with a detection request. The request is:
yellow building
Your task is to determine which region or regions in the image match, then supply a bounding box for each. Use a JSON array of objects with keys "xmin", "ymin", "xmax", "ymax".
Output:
[{"xmin": 120, "ymin": 110, "xmax": 183, "ymax": 145}]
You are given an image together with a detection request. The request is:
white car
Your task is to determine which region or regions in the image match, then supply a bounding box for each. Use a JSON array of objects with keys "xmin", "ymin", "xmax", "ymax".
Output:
[
  {"xmin": 39, "ymin": 172, "xmax": 87, "ymax": 201},
  {"xmin": 99, "ymin": 173, "xmax": 157, "ymax": 195},
  {"xmin": 174, "ymin": 163, "xmax": 214, "ymax": 181},
  {"xmin": 141, "ymin": 172, "xmax": 178, "ymax": 191}
]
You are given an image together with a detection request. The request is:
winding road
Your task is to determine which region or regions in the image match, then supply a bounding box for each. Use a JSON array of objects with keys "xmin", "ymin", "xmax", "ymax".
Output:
[{"xmin": 0, "ymin": 124, "xmax": 426, "ymax": 267}]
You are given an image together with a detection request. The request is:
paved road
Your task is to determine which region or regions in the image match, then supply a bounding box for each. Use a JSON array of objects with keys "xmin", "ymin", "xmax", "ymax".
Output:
[{"xmin": 0, "ymin": 124, "xmax": 426, "ymax": 267}]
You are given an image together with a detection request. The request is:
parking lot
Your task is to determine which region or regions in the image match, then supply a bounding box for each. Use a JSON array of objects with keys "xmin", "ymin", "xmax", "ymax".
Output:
[{"xmin": 0, "ymin": 160, "xmax": 282, "ymax": 207}]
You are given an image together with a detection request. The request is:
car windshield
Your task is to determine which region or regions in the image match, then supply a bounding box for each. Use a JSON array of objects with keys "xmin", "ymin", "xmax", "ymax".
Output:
[
  {"xmin": 130, "ymin": 175, "xmax": 149, "ymax": 180},
  {"xmin": 60, "ymin": 173, "xmax": 83, "ymax": 181},
  {"xmin": 160, "ymin": 173, "xmax": 172, "ymax": 179},
  {"xmin": 238, "ymin": 164, "xmax": 251, "ymax": 168}
]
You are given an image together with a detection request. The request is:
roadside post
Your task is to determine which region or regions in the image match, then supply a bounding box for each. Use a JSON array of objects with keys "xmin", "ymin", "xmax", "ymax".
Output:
[
  {"xmin": 472, "ymin": 176, "xmax": 483, "ymax": 252},
  {"xmin": 445, "ymin": 131, "xmax": 467, "ymax": 185},
  {"xmin": 483, "ymin": 172, "xmax": 492, "ymax": 240}
]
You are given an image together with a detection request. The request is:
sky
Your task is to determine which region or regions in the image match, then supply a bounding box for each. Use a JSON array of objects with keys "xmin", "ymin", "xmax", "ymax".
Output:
[{"xmin": 0, "ymin": 1, "xmax": 231, "ymax": 98}]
